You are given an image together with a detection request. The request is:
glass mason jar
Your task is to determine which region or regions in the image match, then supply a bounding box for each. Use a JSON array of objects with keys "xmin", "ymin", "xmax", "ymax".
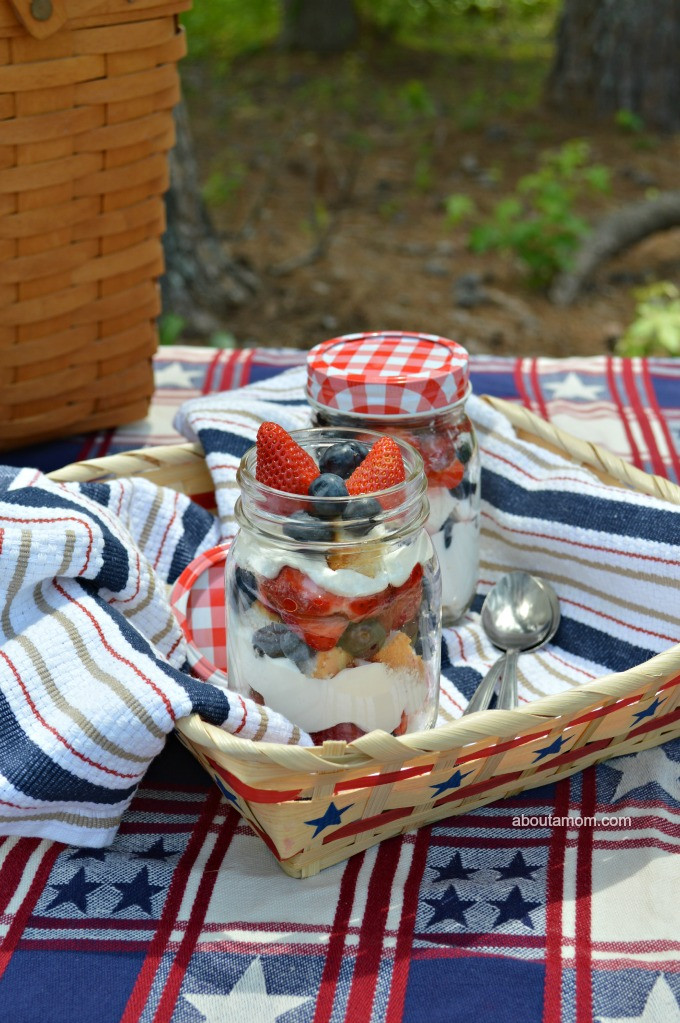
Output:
[
  {"xmin": 225, "ymin": 427, "xmax": 441, "ymax": 744},
  {"xmin": 306, "ymin": 332, "xmax": 480, "ymax": 627}
]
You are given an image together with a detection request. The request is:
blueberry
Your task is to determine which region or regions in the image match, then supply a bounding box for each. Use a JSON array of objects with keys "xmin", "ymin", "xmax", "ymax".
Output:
[
  {"xmin": 443, "ymin": 516, "xmax": 455, "ymax": 549},
  {"xmin": 280, "ymin": 630, "xmax": 314, "ymax": 670},
  {"xmin": 252, "ymin": 623, "xmax": 290, "ymax": 657},
  {"xmin": 308, "ymin": 473, "xmax": 349, "ymax": 519},
  {"xmin": 229, "ymin": 566, "xmax": 257, "ymax": 612},
  {"xmin": 457, "ymin": 441, "xmax": 472, "ymax": 464},
  {"xmin": 283, "ymin": 510, "xmax": 334, "ymax": 543},
  {"xmin": 339, "ymin": 618, "xmax": 387, "ymax": 658},
  {"xmin": 448, "ymin": 479, "xmax": 476, "ymax": 499},
  {"xmin": 319, "ymin": 441, "xmax": 370, "ymax": 479},
  {"xmin": 341, "ymin": 496, "xmax": 382, "ymax": 536}
]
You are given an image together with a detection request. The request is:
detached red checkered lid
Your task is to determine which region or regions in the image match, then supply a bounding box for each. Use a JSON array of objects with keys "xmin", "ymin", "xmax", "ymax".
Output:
[
  {"xmin": 306, "ymin": 331, "xmax": 470, "ymax": 416},
  {"xmin": 170, "ymin": 542, "xmax": 231, "ymax": 687}
]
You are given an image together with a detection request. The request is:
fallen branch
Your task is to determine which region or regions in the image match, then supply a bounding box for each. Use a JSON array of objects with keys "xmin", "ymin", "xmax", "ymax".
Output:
[{"xmin": 550, "ymin": 191, "xmax": 680, "ymax": 306}]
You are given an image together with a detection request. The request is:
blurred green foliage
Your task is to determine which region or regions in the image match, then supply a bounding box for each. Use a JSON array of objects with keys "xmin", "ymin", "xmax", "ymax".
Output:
[
  {"xmin": 616, "ymin": 283, "xmax": 680, "ymax": 357},
  {"xmin": 456, "ymin": 139, "xmax": 611, "ymax": 289},
  {"xmin": 181, "ymin": 0, "xmax": 558, "ymax": 62}
]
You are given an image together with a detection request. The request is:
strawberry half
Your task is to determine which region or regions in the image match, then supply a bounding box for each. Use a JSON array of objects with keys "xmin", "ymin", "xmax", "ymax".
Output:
[
  {"xmin": 426, "ymin": 459, "xmax": 465, "ymax": 490},
  {"xmin": 260, "ymin": 567, "xmax": 348, "ymax": 650},
  {"xmin": 346, "ymin": 436, "xmax": 406, "ymax": 496},
  {"xmin": 256, "ymin": 422, "xmax": 319, "ymax": 495}
]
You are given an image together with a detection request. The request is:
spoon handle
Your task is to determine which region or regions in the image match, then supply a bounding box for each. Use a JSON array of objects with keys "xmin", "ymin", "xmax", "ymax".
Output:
[
  {"xmin": 496, "ymin": 648, "xmax": 519, "ymax": 710},
  {"xmin": 463, "ymin": 655, "xmax": 505, "ymax": 715}
]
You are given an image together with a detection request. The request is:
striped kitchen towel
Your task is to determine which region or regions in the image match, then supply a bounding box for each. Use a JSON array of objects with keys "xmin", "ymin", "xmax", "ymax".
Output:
[
  {"xmin": 0, "ymin": 466, "xmax": 311, "ymax": 848},
  {"xmin": 176, "ymin": 365, "xmax": 680, "ymax": 724}
]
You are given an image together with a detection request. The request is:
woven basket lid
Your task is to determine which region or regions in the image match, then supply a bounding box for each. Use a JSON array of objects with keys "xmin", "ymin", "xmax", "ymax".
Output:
[{"xmin": 306, "ymin": 331, "xmax": 470, "ymax": 417}]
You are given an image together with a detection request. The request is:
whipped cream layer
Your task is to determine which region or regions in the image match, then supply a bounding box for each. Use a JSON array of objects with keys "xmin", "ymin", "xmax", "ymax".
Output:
[
  {"xmin": 228, "ymin": 612, "xmax": 431, "ymax": 734},
  {"xmin": 235, "ymin": 528, "xmax": 433, "ymax": 598}
]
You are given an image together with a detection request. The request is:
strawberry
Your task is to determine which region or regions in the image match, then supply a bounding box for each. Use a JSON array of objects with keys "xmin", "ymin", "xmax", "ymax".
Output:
[
  {"xmin": 311, "ymin": 722, "xmax": 365, "ymax": 744},
  {"xmin": 379, "ymin": 564, "xmax": 423, "ymax": 631},
  {"xmin": 260, "ymin": 567, "xmax": 349, "ymax": 650},
  {"xmin": 256, "ymin": 422, "xmax": 319, "ymax": 495},
  {"xmin": 426, "ymin": 459, "xmax": 465, "ymax": 490},
  {"xmin": 294, "ymin": 615, "xmax": 349, "ymax": 652},
  {"xmin": 346, "ymin": 436, "xmax": 406, "ymax": 496},
  {"xmin": 261, "ymin": 566, "xmax": 338, "ymax": 618}
]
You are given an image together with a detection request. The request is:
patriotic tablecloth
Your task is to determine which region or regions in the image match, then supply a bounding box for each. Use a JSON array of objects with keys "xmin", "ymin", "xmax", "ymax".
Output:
[{"xmin": 1, "ymin": 348, "xmax": 679, "ymax": 1023}]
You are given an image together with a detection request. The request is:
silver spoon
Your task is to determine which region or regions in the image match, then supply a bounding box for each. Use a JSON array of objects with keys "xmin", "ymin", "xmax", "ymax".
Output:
[
  {"xmin": 495, "ymin": 576, "xmax": 561, "ymax": 710},
  {"xmin": 463, "ymin": 572, "xmax": 560, "ymax": 715}
]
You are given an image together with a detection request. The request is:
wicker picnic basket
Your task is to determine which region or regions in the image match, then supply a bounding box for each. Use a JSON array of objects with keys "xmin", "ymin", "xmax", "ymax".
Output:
[
  {"xmin": 0, "ymin": 0, "xmax": 190, "ymax": 451},
  {"xmin": 49, "ymin": 397, "xmax": 680, "ymax": 878}
]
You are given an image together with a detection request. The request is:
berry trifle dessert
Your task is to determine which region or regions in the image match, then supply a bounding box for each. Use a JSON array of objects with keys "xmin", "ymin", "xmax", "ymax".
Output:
[
  {"xmin": 306, "ymin": 332, "xmax": 481, "ymax": 625},
  {"xmin": 225, "ymin": 423, "xmax": 441, "ymax": 743}
]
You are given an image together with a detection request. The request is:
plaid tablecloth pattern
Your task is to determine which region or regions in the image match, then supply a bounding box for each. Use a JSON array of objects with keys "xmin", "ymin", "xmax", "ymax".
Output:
[{"xmin": 1, "ymin": 348, "xmax": 679, "ymax": 1023}]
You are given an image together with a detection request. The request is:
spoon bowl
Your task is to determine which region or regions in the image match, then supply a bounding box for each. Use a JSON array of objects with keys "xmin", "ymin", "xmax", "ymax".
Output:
[{"xmin": 464, "ymin": 572, "xmax": 560, "ymax": 716}]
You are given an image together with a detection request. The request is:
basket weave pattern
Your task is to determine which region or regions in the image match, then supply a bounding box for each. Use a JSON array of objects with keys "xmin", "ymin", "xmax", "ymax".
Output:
[
  {"xmin": 0, "ymin": 0, "xmax": 190, "ymax": 449},
  {"xmin": 50, "ymin": 398, "xmax": 680, "ymax": 878}
]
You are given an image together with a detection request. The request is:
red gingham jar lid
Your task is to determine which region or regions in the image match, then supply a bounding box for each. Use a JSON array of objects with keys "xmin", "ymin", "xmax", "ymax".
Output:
[{"xmin": 306, "ymin": 331, "xmax": 470, "ymax": 417}]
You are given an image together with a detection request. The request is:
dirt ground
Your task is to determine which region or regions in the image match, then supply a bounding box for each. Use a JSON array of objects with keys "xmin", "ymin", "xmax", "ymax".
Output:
[{"xmin": 181, "ymin": 42, "xmax": 680, "ymax": 357}]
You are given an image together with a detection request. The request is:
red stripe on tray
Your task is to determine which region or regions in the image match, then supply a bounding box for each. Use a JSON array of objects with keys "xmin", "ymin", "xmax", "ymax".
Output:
[
  {"xmin": 641, "ymin": 358, "xmax": 680, "ymax": 480},
  {"xmin": 0, "ymin": 841, "xmax": 62, "ymax": 982},
  {"xmin": 206, "ymin": 759, "xmax": 302, "ymax": 803},
  {"xmin": 575, "ymin": 769, "xmax": 596, "ymax": 1023},
  {"xmin": 621, "ymin": 357, "xmax": 666, "ymax": 477},
  {"xmin": 385, "ymin": 827, "xmax": 431, "ymax": 1023},
  {"xmin": 312, "ymin": 852, "xmax": 365, "ymax": 1023},
  {"xmin": 542, "ymin": 779, "xmax": 570, "ymax": 1023},
  {"xmin": 344, "ymin": 838, "xmax": 403, "ymax": 1021},
  {"xmin": 606, "ymin": 357, "xmax": 643, "ymax": 468},
  {"xmin": 118, "ymin": 786, "xmax": 222, "ymax": 1023},
  {"xmin": 151, "ymin": 810, "xmax": 240, "ymax": 1023},
  {"xmin": 323, "ymin": 806, "xmax": 413, "ymax": 845},
  {"xmin": 334, "ymin": 763, "xmax": 433, "ymax": 795}
]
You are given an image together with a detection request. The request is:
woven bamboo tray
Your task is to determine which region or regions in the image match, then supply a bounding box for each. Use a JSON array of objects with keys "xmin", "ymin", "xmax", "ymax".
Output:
[
  {"xmin": 0, "ymin": 0, "xmax": 190, "ymax": 451},
  {"xmin": 49, "ymin": 397, "xmax": 680, "ymax": 878}
]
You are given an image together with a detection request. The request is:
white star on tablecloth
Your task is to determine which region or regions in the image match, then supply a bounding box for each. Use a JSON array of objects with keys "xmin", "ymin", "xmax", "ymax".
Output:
[
  {"xmin": 597, "ymin": 975, "xmax": 680, "ymax": 1023},
  {"xmin": 608, "ymin": 746, "xmax": 680, "ymax": 804},
  {"xmin": 183, "ymin": 957, "xmax": 312, "ymax": 1023},
  {"xmin": 543, "ymin": 372, "xmax": 604, "ymax": 400},
  {"xmin": 155, "ymin": 360, "xmax": 199, "ymax": 389}
]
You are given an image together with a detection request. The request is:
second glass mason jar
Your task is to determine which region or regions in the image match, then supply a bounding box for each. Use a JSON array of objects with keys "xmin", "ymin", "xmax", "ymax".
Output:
[
  {"xmin": 225, "ymin": 427, "xmax": 441, "ymax": 743},
  {"xmin": 306, "ymin": 332, "xmax": 481, "ymax": 626}
]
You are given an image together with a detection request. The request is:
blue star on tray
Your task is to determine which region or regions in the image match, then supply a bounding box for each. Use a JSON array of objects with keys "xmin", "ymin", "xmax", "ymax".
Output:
[
  {"xmin": 494, "ymin": 851, "xmax": 540, "ymax": 881},
  {"xmin": 533, "ymin": 734, "xmax": 571, "ymax": 762},
  {"xmin": 214, "ymin": 776, "xmax": 239, "ymax": 805},
  {"xmin": 112, "ymin": 866, "xmax": 165, "ymax": 915},
  {"xmin": 430, "ymin": 769, "xmax": 473, "ymax": 796},
  {"xmin": 424, "ymin": 885, "xmax": 475, "ymax": 927},
  {"xmin": 632, "ymin": 697, "xmax": 665, "ymax": 725},
  {"xmin": 431, "ymin": 851, "xmax": 476, "ymax": 883},
  {"xmin": 45, "ymin": 867, "xmax": 100, "ymax": 914},
  {"xmin": 490, "ymin": 885, "xmax": 540, "ymax": 929},
  {"xmin": 135, "ymin": 838, "xmax": 178, "ymax": 861},
  {"xmin": 304, "ymin": 801, "xmax": 352, "ymax": 838}
]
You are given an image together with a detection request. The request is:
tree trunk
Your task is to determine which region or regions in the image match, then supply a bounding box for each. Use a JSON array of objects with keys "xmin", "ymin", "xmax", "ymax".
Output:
[
  {"xmin": 547, "ymin": 0, "xmax": 680, "ymax": 132},
  {"xmin": 550, "ymin": 191, "xmax": 680, "ymax": 305},
  {"xmin": 161, "ymin": 100, "xmax": 259, "ymax": 337},
  {"xmin": 280, "ymin": 0, "xmax": 359, "ymax": 54}
]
